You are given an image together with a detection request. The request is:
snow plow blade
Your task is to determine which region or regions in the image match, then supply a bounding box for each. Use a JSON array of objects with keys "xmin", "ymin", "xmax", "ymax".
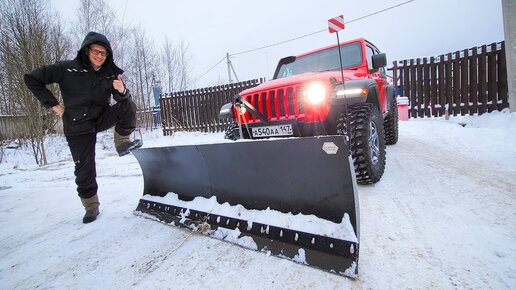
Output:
[{"xmin": 133, "ymin": 135, "xmax": 360, "ymax": 277}]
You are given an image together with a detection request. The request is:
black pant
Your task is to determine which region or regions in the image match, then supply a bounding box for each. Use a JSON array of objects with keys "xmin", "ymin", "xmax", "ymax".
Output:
[{"xmin": 66, "ymin": 100, "xmax": 136, "ymax": 199}]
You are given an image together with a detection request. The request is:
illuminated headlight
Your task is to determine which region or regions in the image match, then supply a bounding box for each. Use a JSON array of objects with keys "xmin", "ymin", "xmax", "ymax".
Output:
[
  {"xmin": 305, "ymin": 83, "xmax": 326, "ymax": 105},
  {"xmin": 336, "ymin": 88, "xmax": 368, "ymax": 98}
]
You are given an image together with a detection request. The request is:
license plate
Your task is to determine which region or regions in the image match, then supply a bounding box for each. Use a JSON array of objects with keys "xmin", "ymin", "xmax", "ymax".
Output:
[{"xmin": 252, "ymin": 124, "xmax": 293, "ymax": 137}]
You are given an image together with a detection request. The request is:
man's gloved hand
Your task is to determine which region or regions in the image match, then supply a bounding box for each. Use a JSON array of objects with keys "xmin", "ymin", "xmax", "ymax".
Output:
[{"xmin": 113, "ymin": 74, "xmax": 126, "ymax": 95}]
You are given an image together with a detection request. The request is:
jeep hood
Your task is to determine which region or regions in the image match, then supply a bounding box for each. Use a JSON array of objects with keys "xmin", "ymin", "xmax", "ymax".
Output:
[{"xmin": 240, "ymin": 70, "xmax": 367, "ymax": 96}]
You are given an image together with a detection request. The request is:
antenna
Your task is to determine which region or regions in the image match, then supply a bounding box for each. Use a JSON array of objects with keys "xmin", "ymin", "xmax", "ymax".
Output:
[{"xmin": 328, "ymin": 15, "xmax": 351, "ymax": 143}]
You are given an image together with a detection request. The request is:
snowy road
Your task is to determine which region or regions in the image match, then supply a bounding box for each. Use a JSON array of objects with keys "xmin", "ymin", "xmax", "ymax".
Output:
[
  {"xmin": 1, "ymin": 112, "xmax": 515, "ymax": 289},
  {"xmin": 359, "ymin": 134, "xmax": 516, "ymax": 289}
]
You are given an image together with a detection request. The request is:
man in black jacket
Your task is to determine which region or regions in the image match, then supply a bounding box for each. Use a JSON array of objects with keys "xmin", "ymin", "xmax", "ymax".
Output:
[{"xmin": 24, "ymin": 31, "xmax": 142, "ymax": 224}]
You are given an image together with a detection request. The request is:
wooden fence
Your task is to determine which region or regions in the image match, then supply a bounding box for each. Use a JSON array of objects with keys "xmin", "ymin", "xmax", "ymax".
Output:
[
  {"xmin": 160, "ymin": 78, "xmax": 265, "ymax": 135},
  {"xmin": 393, "ymin": 41, "xmax": 508, "ymax": 118},
  {"xmin": 136, "ymin": 109, "xmax": 160, "ymax": 130},
  {"xmin": 0, "ymin": 116, "xmax": 29, "ymax": 140},
  {"xmin": 4, "ymin": 42, "xmax": 506, "ymax": 141},
  {"xmin": 0, "ymin": 115, "xmax": 63, "ymax": 141}
]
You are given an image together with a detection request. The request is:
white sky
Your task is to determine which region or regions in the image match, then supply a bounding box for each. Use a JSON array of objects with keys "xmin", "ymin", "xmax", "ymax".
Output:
[{"xmin": 50, "ymin": 0, "xmax": 505, "ymax": 89}]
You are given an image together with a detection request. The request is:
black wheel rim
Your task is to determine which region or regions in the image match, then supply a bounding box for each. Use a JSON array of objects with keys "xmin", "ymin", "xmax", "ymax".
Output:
[{"xmin": 368, "ymin": 120, "xmax": 380, "ymax": 165}]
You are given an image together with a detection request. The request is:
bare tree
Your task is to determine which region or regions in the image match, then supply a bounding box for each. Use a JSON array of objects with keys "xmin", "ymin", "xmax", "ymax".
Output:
[
  {"xmin": 71, "ymin": 0, "xmax": 114, "ymax": 45},
  {"xmin": 161, "ymin": 37, "xmax": 177, "ymax": 93},
  {"xmin": 70, "ymin": 0, "xmax": 131, "ymax": 62},
  {"xmin": 0, "ymin": 0, "xmax": 70, "ymax": 165},
  {"xmin": 0, "ymin": 59, "xmax": 10, "ymax": 115},
  {"xmin": 124, "ymin": 27, "xmax": 160, "ymax": 129},
  {"xmin": 159, "ymin": 38, "xmax": 194, "ymax": 93},
  {"xmin": 176, "ymin": 40, "xmax": 193, "ymax": 91}
]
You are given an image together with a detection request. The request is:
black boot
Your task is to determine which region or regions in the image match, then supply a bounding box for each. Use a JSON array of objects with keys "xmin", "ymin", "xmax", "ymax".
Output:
[
  {"xmin": 114, "ymin": 131, "xmax": 143, "ymax": 156},
  {"xmin": 81, "ymin": 195, "xmax": 100, "ymax": 223},
  {"xmin": 116, "ymin": 139, "xmax": 143, "ymax": 156},
  {"xmin": 83, "ymin": 209, "xmax": 100, "ymax": 223}
]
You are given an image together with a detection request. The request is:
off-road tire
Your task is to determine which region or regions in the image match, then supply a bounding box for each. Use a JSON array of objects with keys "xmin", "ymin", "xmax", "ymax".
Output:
[
  {"xmin": 384, "ymin": 99, "xmax": 399, "ymax": 145},
  {"xmin": 224, "ymin": 120, "xmax": 250, "ymax": 140},
  {"xmin": 336, "ymin": 103, "xmax": 386, "ymax": 185}
]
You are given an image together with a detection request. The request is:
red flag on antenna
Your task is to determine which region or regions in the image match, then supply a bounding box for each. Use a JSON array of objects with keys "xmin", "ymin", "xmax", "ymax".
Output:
[{"xmin": 328, "ymin": 15, "xmax": 345, "ymax": 33}]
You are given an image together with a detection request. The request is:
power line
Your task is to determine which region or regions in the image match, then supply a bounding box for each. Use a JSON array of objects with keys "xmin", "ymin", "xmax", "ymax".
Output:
[
  {"xmin": 193, "ymin": 56, "xmax": 226, "ymax": 83},
  {"xmin": 232, "ymin": 0, "xmax": 414, "ymax": 56},
  {"xmin": 231, "ymin": 29, "xmax": 324, "ymax": 57},
  {"xmin": 346, "ymin": 0, "xmax": 414, "ymax": 25},
  {"xmin": 194, "ymin": 0, "xmax": 415, "ymax": 83}
]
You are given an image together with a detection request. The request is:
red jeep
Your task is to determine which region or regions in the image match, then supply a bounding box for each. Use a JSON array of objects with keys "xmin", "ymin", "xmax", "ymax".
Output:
[{"xmin": 219, "ymin": 38, "xmax": 399, "ymax": 184}]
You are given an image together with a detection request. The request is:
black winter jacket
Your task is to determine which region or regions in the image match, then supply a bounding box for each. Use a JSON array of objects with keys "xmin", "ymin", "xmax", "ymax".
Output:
[{"xmin": 24, "ymin": 32, "xmax": 129, "ymax": 136}]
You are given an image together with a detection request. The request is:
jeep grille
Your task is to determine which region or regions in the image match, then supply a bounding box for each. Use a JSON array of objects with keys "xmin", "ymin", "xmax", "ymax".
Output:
[{"xmin": 241, "ymin": 86, "xmax": 305, "ymax": 123}]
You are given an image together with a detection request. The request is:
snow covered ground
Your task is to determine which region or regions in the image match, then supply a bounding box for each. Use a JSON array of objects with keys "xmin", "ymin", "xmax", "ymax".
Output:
[{"xmin": 1, "ymin": 109, "xmax": 515, "ymax": 289}]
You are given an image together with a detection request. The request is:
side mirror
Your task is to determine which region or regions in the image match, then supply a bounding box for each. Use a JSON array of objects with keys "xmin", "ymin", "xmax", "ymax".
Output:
[
  {"xmin": 279, "ymin": 56, "xmax": 296, "ymax": 65},
  {"xmin": 219, "ymin": 103, "xmax": 234, "ymax": 120},
  {"xmin": 372, "ymin": 53, "xmax": 387, "ymax": 69},
  {"xmin": 273, "ymin": 56, "xmax": 296, "ymax": 79}
]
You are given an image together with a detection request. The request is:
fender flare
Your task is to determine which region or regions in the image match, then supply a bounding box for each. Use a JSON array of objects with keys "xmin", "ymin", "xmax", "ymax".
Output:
[
  {"xmin": 331, "ymin": 79, "xmax": 381, "ymax": 110},
  {"xmin": 385, "ymin": 85, "xmax": 396, "ymax": 112}
]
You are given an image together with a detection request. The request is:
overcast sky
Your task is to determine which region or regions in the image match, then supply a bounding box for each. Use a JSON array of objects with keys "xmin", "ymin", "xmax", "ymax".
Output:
[{"xmin": 50, "ymin": 0, "xmax": 505, "ymax": 89}]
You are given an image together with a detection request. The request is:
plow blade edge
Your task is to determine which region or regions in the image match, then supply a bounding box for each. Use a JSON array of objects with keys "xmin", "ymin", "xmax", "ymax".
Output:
[{"xmin": 133, "ymin": 135, "xmax": 360, "ymax": 277}]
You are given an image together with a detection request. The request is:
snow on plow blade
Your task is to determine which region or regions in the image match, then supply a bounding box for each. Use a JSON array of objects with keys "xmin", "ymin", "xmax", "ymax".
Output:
[{"xmin": 133, "ymin": 135, "xmax": 360, "ymax": 277}]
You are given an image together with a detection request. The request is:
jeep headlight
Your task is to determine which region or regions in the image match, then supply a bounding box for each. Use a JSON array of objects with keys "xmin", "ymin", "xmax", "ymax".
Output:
[
  {"xmin": 336, "ymin": 88, "xmax": 368, "ymax": 98},
  {"xmin": 305, "ymin": 82, "xmax": 326, "ymax": 105}
]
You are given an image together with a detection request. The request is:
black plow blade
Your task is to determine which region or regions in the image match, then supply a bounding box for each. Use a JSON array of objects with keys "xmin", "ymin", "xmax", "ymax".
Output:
[{"xmin": 133, "ymin": 135, "xmax": 360, "ymax": 278}]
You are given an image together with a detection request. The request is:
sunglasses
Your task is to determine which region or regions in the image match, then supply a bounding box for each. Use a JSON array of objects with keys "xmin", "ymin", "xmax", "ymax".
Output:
[{"xmin": 88, "ymin": 47, "xmax": 108, "ymax": 57}]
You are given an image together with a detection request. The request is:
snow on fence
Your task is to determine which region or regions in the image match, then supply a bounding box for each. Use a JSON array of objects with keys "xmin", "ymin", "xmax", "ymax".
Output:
[
  {"xmin": 159, "ymin": 78, "xmax": 265, "ymax": 135},
  {"xmin": 392, "ymin": 41, "xmax": 509, "ymax": 118}
]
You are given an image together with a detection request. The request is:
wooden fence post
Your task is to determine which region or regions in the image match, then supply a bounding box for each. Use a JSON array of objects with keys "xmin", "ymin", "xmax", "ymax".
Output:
[
  {"xmin": 390, "ymin": 41, "xmax": 507, "ymax": 118},
  {"xmin": 498, "ymin": 41, "xmax": 509, "ymax": 111},
  {"xmin": 470, "ymin": 47, "xmax": 479, "ymax": 115}
]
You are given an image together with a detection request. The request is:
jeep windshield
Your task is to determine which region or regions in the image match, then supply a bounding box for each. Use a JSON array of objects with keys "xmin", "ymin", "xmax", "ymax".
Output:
[{"xmin": 275, "ymin": 42, "xmax": 363, "ymax": 79}]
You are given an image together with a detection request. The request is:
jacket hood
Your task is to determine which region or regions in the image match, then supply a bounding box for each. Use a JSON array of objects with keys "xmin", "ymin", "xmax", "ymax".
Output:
[{"xmin": 76, "ymin": 31, "xmax": 117, "ymax": 72}]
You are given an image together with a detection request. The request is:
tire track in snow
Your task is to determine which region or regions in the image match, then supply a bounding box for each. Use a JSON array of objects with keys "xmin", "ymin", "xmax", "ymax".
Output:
[{"xmin": 359, "ymin": 135, "xmax": 516, "ymax": 289}]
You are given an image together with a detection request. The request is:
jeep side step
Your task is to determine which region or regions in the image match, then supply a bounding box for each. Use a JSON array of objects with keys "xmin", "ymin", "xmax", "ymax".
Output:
[{"xmin": 132, "ymin": 135, "xmax": 360, "ymax": 277}]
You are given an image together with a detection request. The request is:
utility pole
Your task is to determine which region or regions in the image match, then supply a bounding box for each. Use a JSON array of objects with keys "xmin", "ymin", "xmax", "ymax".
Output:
[
  {"xmin": 502, "ymin": 0, "xmax": 515, "ymax": 112},
  {"xmin": 226, "ymin": 52, "xmax": 239, "ymax": 84}
]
